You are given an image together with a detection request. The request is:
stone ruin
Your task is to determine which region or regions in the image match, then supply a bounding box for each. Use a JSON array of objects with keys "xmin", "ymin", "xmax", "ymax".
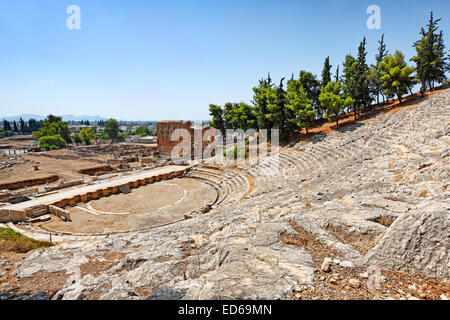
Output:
[
  {"xmin": 156, "ymin": 121, "xmax": 215, "ymax": 158},
  {"xmin": 0, "ymin": 89, "xmax": 448, "ymax": 300}
]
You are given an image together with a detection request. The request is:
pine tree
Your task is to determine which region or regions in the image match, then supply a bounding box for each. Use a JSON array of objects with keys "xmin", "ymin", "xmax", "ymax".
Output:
[
  {"xmin": 286, "ymin": 78, "xmax": 316, "ymax": 134},
  {"xmin": 319, "ymin": 82, "xmax": 354, "ymax": 126},
  {"xmin": 432, "ymin": 30, "xmax": 449, "ymax": 86},
  {"xmin": 380, "ymin": 51, "xmax": 415, "ymax": 103},
  {"xmin": 222, "ymin": 103, "xmax": 236, "ymax": 129},
  {"xmin": 59, "ymin": 125, "xmax": 72, "ymax": 144},
  {"xmin": 321, "ymin": 57, "xmax": 332, "ymax": 88},
  {"xmin": 73, "ymin": 133, "xmax": 82, "ymax": 146},
  {"xmin": 105, "ymin": 118, "xmax": 119, "ymax": 141},
  {"xmin": 252, "ymin": 75, "xmax": 288, "ymax": 140},
  {"xmin": 298, "ymin": 70, "xmax": 321, "ymax": 118},
  {"xmin": 46, "ymin": 115, "xmax": 62, "ymax": 123},
  {"xmin": 236, "ymin": 102, "xmax": 257, "ymax": 131},
  {"xmin": 209, "ymin": 104, "xmax": 226, "ymax": 139}
]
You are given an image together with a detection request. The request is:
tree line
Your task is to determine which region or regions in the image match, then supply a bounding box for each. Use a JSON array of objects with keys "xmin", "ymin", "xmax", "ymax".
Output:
[
  {"xmin": 32, "ymin": 116, "xmax": 122, "ymax": 149},
  {"xmin": 1, "ymin": 118, "xmax": 43, "ymax": 137},
  {"xmin": 1, "ymin": 113, "xmax": 154, "ymax": 150},
  {"xmin": 209, "ymin": 12, "xmax": 449, "ymax": 141},
  {"xmin": 29, "ymin": 115, "xmax": 147, "ymax": 149}
]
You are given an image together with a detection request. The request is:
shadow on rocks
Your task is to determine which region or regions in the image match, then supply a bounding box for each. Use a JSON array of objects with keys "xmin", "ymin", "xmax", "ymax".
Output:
[{"xmin": 147, "ymin": 287, "xmax": 187, "ymax": 300}]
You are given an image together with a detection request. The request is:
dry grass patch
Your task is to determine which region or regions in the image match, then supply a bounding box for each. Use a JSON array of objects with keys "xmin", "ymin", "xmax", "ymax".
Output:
[
  {"xmin": 370, "ymin": 215, "xmax": 397, "ymax": 227},
  {"xmin": 0, "ymin": 269, "xmax": 68, "ymax": 298},
  {"xmin": 0, "ymin": 227, "xmax": 52, "ymax": 253},
  {"xmin": 135, "ymin": 286, "xmax": 156, "ymax": 299},
  {"xmin": 281, "ymin": 220, "xmax": 342, "ymax": 266},
  {"xmin": 284, "ymin": 222, "xmax": 449, "ymax": 300},
  {"xmin": 81, "ymin": 281, "xmax": 112, "ymax": 300},
  {"xmin": 325, "ymin": 225, "xmax": 381, "ymax": 255},
  {"xmin": 80, "ymin": 252, "xmax": 126, "ymax": 278}
]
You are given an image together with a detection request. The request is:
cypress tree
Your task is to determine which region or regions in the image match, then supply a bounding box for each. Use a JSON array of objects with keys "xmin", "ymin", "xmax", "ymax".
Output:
[
  {"xmin": 321, "ymin": 57, "xmax": 332, "ymax": 88},
  {"xmin": 375, "ymin": 34, "xmax": 389, "ymax": 65},
  {"xmin": 3, "ymin": 119, "xmax": 12, "ymax": 132},
  {"xmin": 334, "ymin": 65, "xmax": 340, "ymax": 83},
  {"xmin": 265, "ymin": 78, "xmax": 286, "ymax": 139},
  {"xmin": 19, "ymin": 117, "xmax": 27, "ymax": 134},
  {"xmin": 369, "ymin": 34, "xmax": 389, "ymax": 104},
  {"xmin": 252, "ymin": 74, "xmax": 273, "ymax": 131},
  {"xmin": 412, "ymin": 12, "xmax": 449, "ymax": 93},
  {"xmin": 342, "ymin": 54, "xmax": 357, "ymax": 114},
  {"xmin": 353, "ymin": 37, "xmax": 372, "ymax": 118}
]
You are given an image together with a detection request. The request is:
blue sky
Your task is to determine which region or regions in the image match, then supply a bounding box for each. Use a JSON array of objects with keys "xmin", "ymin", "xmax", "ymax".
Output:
[{"xmin": 0, "ymin": 0, "xmax": 448, "ymax": 121}]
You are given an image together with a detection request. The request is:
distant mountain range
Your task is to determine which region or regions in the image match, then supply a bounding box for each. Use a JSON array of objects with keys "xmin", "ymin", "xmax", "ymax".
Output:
[{"xmin": 1, "ymin": 114, "xmax": 108, "ymax": 122}]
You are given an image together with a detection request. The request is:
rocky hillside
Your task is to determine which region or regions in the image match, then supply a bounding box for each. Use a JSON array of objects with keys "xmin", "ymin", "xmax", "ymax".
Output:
[{"xmin": 1, "ymin": 89, "xmax": 449, "ymax": 300}]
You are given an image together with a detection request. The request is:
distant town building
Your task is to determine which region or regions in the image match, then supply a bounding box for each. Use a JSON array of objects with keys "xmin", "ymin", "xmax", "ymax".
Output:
[
  {"xmin": 125, "ymin": 135, "xmax": 157, "ymax": 144},
  {"xmin": 119, "ymin": 126, "xmax": 133, "ymax": 133},
  {"xmin": 139, "ymin": 136, "xmax": 157, "ymax": 144},
  {"xmin": 68, "ymin": 125, "xmax": 88, "ymax": 133}
]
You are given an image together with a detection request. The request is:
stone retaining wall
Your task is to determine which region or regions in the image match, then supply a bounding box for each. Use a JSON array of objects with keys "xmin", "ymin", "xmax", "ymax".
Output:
[
  {"xmin": 0, "ymin": 209, "xmax": 27, "ymax": 223},
  {"xmin": 13, "ymin": 188, "xmax": 39, "ymax": 196},
  {"xmin": 78, "ymin": 165, "xmax": 113, "ymax": 176},
  {"xmin": 0, "ymin": 175, "xmax": 59, "ymax": 191}
]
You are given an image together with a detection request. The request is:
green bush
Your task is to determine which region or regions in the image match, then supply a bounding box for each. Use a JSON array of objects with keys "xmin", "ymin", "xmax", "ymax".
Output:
[
  {"xmin": 3, "ymin": 130, "xmax": 13, "ymax": 137},
  {"xmin": 32, "ymin": 118, "xmax": 72, "ymax": 144},
  {"xmin": 223, "ymin": 146, "xmax": 246, "ymax": 159},
  {"xmin": 38, "ymin": 134, "xmax": 67, "ymax": 149},
  {"xmin": 117, "ymin": 132, "xmax": 128, "ymax": 141},
  {"xmin": 41, "ymin": 143, "xmax": 50, "ymax": 150},
  {"xmin": 97, "ymin": 132, "xmax": 109, "ymax": 139},
  {"xmin": 133, "ymin": 126, "xmax": 151, "ymax": 137},
  {"xmin": 0, "ymin": 227, "xmax": 52, "ymax": 253}
]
